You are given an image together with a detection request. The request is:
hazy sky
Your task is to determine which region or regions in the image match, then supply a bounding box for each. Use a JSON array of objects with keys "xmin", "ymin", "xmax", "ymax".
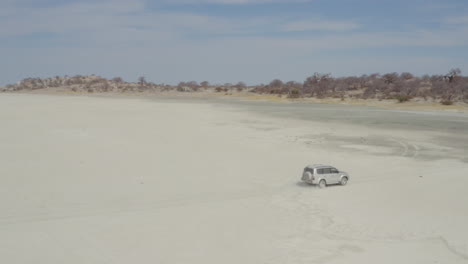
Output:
[{"xmin": 1, "ymin": 0, "xmax": 468, "ymax": 85}]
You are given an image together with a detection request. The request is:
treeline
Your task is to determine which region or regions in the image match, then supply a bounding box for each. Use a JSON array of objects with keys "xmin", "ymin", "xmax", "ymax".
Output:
[
  {"xmin": 253, "ymin": 69, "xmax": 467, "ymax": 104},
  {"xmin": 1, "ymin": 69, "xmax": 467, "ymax": 104},
  {"xmin": 0, "ymin": 75, "xmax": 163, "ymax": 93}
]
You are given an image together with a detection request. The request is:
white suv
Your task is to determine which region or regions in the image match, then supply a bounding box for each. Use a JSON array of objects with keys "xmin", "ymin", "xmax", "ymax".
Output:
[{"xmin": 301, "ymin": 164, "xmax": 349, "ymax": 188}]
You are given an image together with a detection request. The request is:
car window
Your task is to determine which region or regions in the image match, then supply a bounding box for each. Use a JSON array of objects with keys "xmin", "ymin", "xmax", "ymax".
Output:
[
  {"xmin": 330, "ymin": 168, "xmax": 338, "ymax": 173},
  {"xmin": 317, "ymin": 168, "xmax": 324, "ymax": 174},
  {"xmin": 323, "ymin": 168, "xmax": 331, "ymax": 174}
]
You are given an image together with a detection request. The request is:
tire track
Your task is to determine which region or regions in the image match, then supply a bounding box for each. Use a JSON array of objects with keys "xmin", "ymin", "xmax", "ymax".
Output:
[{"xmin": 0, "ymin": 183, "xmax": 292, "ymax": 226}]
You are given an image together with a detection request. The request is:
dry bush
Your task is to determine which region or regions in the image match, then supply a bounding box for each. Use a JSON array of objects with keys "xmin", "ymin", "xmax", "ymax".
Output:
[
  {"xmin": 287, "ymin": 88, "xmax": 301, "ymax": 98},
  {"xmin": 269, "ymin": 79, "xmax": 283, "ymax": 88},
  {"xmin": 400, "ymin": 72, "xmax": 414, "ymax": 80},
  {"xmin": 383, "ymin": 73, "xmax": 399, "ymax": 84},
  {"xmin": 440, "ymin": 99, "xmax": 453, "ymax": 105},
  {"xmin": 138, "ymin": 76, "xmax": 146, "ymax": 86},
  {"xmin": 112, "ymin": 77, "xmax": 123, "ymax": 83},
  {"xmin": 395, "ymin": 95, "xmax": 412, "ymax": 103},
  {"xmin": 200, "ymin": 81, "xmax": 209, "ymax": 88},
  {"xmin": 234, "ymin": 81, "xmax": 246, "ymax": 91}
]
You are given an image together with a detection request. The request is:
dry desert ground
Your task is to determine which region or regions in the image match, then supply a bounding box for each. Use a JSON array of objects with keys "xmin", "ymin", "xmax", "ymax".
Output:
[{"xmin": 0, "ymin": 93, "xmax": 467, "ymax": 263}]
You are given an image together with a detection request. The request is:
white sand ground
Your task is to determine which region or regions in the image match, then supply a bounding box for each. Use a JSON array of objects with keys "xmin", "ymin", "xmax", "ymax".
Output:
[{"xmin": 0, "ymin": 93, "xmax": 467, "ymax": 264}]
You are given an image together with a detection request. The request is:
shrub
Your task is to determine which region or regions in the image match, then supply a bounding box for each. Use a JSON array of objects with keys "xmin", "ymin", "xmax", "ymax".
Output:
[
  {"xmin": 440, "ymin": 99, "xmax": 453, "ymax": 105},
  {"xmin": 395, "ymin": 95, "xmax": 411, "ymax": 103},
  {"xmin": 287, "ymin": 89, "xmax": 301, "ymax": 98}
]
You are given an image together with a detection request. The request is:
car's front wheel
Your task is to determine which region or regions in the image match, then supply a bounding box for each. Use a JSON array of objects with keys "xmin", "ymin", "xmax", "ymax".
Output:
[
  {"xmin": 318, "ymin": 180, "xmax": 327, "ymax": 188},
  {"xmin": 340, "ymin": 177, "xmax": 348, "ymax": 186}
]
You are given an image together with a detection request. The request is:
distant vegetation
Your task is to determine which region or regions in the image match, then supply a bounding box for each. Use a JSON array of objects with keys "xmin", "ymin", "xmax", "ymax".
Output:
[{"xmin": 1, "ymin": 69, "xmax": 467, "ymax": 105}]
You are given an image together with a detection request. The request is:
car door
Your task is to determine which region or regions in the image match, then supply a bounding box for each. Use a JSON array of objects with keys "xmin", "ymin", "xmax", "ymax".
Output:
[
  {"xmin": 330, "ymin": 167, "xmax": 340, "ymax": 183},
  {"xmin": 322, "ymin": 168, "xmax": 332, "ymax": 183}
]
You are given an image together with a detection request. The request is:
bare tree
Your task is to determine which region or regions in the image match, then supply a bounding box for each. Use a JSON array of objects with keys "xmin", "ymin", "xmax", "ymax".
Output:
[
  {"xmin": 383, "ymin": 73, "xmax": 399, "ymax": 84},
  {"xmin": 200, "ymin": 81, "xmax": 210, "ymax": 88},
  {"xmin": 112, "ymin": 77, "xmax": 124, "ymax": 83},
  {"xmin": 269, "ymin": 79, "xmax": 283, "ymax": 88},
  {"xmin": 186, "ymin": 81, "xmax": 199, "ymax": 89},
  {"xmin": 446, "ymin": 68, "xmax": 461, "ymax": 83},
  {"xmin": 235, "ymin": 81, "xmax": 246, "ymax": 88},
  {"xmin": 303, "ymin": 73, "xmax": 332, "ymax": 97},
  {"xmin": 400, "ymin": 72, "xmax": 414, "ymax": 80},
  {"xmin": 138, "ymin": 76, "xmax": 147, "ymax": 86}
]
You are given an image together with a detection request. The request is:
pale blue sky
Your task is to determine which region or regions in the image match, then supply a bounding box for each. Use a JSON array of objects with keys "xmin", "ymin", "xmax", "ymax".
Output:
[{"xmin": 1, "ymin": 0, "xmax": 467, "ymax": 85}]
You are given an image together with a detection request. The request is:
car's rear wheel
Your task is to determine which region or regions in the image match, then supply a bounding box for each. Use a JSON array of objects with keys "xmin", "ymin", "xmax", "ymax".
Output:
[
  {"xmin": 318, "ymin": 180, "xmax": 326, "ymax": 188},
  {"xmin": 340, "ymin": 177, "xmax": 348, "ymax": 186}
]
